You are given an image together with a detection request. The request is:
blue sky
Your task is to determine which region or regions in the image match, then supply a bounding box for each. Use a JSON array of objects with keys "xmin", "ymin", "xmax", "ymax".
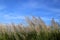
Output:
[{"xmin": 0, "ymin": 0, "xmax": 60, "ymax": 24}]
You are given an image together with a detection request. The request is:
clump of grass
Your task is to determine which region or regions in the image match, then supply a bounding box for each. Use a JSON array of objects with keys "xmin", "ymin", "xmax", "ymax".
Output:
[{"xmin": 0, "ymin": 16, "xmax": 60, "ymax": 40}]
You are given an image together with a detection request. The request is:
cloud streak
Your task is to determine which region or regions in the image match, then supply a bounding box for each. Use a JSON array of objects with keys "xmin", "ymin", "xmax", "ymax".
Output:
[
  {"xmin": 0, "ymin": 0, "xmax": 60, "ymax": 24},
  {"xmin": 19, "ymin": 0, "xmax": 60, "ymax": 13},
  {"xmin": 3, "ymin": 14, "xmax": 25, "ymax": 20}
]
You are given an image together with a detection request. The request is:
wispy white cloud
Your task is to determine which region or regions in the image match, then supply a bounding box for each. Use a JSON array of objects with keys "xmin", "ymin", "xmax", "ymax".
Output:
[
  {"xmin": 40, "ymin": 17, "xmax": 59, "ymax": 22},
  {"xmin": 39, "ymin": 5, "xmax": 60, "ymax": 13},
  {"xmin": 23, "ymin": 2, "xmax": 38, "ymax": 8},
  {"xmin": 3, "ymin": 14, "xmax": 25, "ymax": 20},
  {"xmin": 41, "ymin": 17, "xmax": 51, "ymax": 21},
  {"xmin": 2, "ymin": 14, "xmax": 52, "ymax": 21},
  {"xmin": 19, "ymin": 0, "xmax": 60, "ymax": 13}
]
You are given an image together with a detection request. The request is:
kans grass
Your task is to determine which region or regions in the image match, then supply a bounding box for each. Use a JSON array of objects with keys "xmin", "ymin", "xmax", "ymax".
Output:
[{"xmin": 0, "ymin": 17, "xmax": 60, "ymax": 40}]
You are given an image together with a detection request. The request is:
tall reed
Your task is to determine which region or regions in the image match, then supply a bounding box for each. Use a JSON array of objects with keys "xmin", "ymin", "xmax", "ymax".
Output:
[{"xmin": 0, "ymin": 17, "xmax": 59, "ymax": 40}]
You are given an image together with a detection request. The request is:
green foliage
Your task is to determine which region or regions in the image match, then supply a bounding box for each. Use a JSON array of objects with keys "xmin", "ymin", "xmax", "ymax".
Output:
[{"xmin": 0, "ymin": 30, "xmax": 60, "ymax": 40}]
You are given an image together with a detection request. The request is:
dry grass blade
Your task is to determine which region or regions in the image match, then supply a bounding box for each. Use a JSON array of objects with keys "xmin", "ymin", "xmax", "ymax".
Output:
[
  {"xmin": 0, "ymin": 17, "xmax": 59, "ymax": 40},
  {"xmin": 51, "ymin": 18, "xmax": 59, "ymax": 30}
]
